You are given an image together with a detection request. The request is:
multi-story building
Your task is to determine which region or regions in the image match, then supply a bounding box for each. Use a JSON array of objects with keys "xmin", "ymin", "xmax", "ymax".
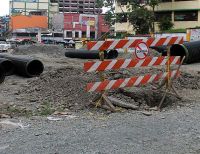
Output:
[
  {"xmin": 155, "ymin": 0, "xmax": 200, "ymax": 30},
  {"xmin": 115, "ymin": 0, "xmax": 200, "ymax": 34},
  {"xmin": 58, "ymin": 0, "xmax": 102, "ymax": 14},
  {"xmin": 9, "ymin": 0, "xmax": 59, "ymax": 28},
  {"xmin": 0, "ymin": 16, "xmax": 10, "ymax": 37},
  {"xmin": 63, "ymin": 13, "xmax": 109, "ymax": 40}
]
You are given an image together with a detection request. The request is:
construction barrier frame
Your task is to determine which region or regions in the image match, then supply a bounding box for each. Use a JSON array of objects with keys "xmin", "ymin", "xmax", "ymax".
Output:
[{"xmin": 84, "ymin": 37, "xmax": 184, "ymax": 111}]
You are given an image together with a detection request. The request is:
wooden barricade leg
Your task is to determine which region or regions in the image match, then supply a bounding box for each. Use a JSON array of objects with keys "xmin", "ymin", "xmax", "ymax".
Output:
[
  {"xmin": 94, "ymin": 51, "xmax": 116, "ymax": 112},
  {"xmin": 157, "ymin": 47, "xmax": 185, "ymax": 110}
]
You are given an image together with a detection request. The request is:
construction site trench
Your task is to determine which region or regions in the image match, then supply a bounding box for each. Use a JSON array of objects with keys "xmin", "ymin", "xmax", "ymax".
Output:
[{"xmin": 0, "ymin": 44, "xmax": 199, "ymax": 116}]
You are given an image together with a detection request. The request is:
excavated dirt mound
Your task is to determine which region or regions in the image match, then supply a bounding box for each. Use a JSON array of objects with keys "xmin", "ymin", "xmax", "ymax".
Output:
[
  {"xmin": 13, "ymin": 44, "xmax": 65, "ymax": 58},
  {"xmin": 18, "ymin": 67, "xmax": 98, "ymax": 112}
]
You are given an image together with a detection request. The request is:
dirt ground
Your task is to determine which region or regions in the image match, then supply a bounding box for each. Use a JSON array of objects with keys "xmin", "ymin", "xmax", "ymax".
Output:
[
  {"xmin": 0, "ymin": 44, "xmax": 200, "ymax": 153},
  {"xmin": 0, "ymin": 44, "xmax": 199, "ymax": 115}
]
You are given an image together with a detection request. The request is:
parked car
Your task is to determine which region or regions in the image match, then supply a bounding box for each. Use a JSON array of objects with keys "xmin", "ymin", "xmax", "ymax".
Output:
[{"xmin": 0, "ymin": 41, "xmax": 11, "ymax": 52}]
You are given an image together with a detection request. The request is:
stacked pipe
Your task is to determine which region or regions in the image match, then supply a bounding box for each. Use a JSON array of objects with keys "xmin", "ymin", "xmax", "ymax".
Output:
[
  {"xmin": 65, "ymin": 49, "xmax": 118, "ymax": 59},
  {"xmin": 0, "ymin": 54, "xmax": 44, "ymax": 84},
  {"xmin": 170, "ymin": 40, "xmax": 200, "ymax": 64}
]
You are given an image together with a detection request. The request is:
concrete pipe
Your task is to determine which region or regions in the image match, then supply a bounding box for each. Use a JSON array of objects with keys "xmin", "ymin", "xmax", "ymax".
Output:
[
  {"xmin": 0, "ymin": 54, "xmax": 44, "ymax": 77},
  {"xmin": 170, "ymin": 41, "xmax": 200, "ymax": 64},
  {"xmin": 0, "ymin": 58, "xmax": 14, "ymax": 76}
]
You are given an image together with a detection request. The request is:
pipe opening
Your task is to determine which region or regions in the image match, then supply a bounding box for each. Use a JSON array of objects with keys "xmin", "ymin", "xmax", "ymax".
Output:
[
  {"xmin": 27, "ymin": 60, "xmax": 44, "ymax": 77},
  {"xmin": 107, "ymin": 50, "xmax": 118, "ymax": 59},
  {"xmin": 1, "ymin": 61, "xmax": 14, "ymax": 76},
  {"xmin": 170, "ymin": 44, "xmax": 187, "ymax": 60}
]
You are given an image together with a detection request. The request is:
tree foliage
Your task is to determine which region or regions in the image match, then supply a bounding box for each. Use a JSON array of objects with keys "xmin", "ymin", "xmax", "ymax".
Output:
[
  {"xmin": 129, "ymin": 7, "xmax": 154, "ymax": 34},
  {"xmin": 158, "ymin": 17, "xmax": 174, "ymax": 32},
  {"xmin": 116, "ymin": 0, "xmax": 160, "ymax": 34}
]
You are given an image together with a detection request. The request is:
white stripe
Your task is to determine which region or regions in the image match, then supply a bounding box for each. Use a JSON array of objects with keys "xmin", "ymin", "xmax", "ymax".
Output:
[
  {"xmin": 134, "ymin": 76, "xmax": 144, "ymax": 86},
  {"xmin": 150, "ymin": 37, "xmax": 160, "ymax": 47},
  {"xmin": 171, "ymin": 56, "xmax": 180, "ymax": 65},
  {"xmin": 135, "ymin": 59, "xmax": 145, "ymax": 67},
  {"xmin": 89, "ymin": 82, "xmax": 101, "ymax": 92},
  {"xmin": 105, "ymin": 59, "xmax": 118, "ymax": 70},
  {"xmin": 105, "ymin": 80, "xmax": 116, "ymax": 90},
  {"xmin": 119, "ymin": 78, "xmax": 131, "ymax": 88},
  {"xmin": 174, "ymin": 36, "xmax": 183, "ymax": 44},
  {"xmin": 148, "ymin": 74, "xmax": 157, "ymax": 83},
  {"xmin": 160, "ymin": 57, "xmax": 168, "ymax": 65},
  {"xmin": 163, "ymin": 37, "xmax": 172, "ymax": 45},
  {"xmin": 91, "ymin": 41, "xmax": 105, "ymax": 50},
  {"xmin": 161, "ymin": 72, "xmax": 168, "ymax": 80},
  {"xmin": 148, "ymin": 57, "xmax": 158, "ymax": 66},
  {"xmin": 171, "ymin": 70, "xmax": 178, "ymax": 78},
  {"xmin": 107, "ymin": 40, "xmax": 120, "ymax": 50},
  {"xmin": 87, "ymin": 61, "xmax": 102, "ymax": 72},
  {"xmin": 123, "ymin": 39, "xmax": 136, "ymax": 49},
  {"xmin": 120, "ymin": 59, "xmax": 132, "ymax": 69}
]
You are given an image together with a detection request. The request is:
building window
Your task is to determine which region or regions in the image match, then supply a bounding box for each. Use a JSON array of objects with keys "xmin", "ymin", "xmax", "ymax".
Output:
[
  {"xmin": 155, "ymin": 11, "xmax": 172, "ymax": 21},
  {"xmin": 82, "ymin": 31, "xmax": 86, "ymax": 38},
  {"xmin": 66, "ymin": 31, "xmax": 72, "ymax": 37},
  {"xmin": 90, "ymin": 32, "xmax": 95, "ymax": 39},
  {"xmin": 174, "ymin": 11, "xmax": 198, "ymax": 21},
  {"xmin": 75, "ymin": 31, "xmax": 79, "ymax": 38}
]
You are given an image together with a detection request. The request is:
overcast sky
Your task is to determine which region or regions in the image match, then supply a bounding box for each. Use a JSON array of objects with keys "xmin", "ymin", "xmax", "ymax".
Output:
[{"xmin": 0, "ymin": 0, "xmax": 9, "ymax": 16}]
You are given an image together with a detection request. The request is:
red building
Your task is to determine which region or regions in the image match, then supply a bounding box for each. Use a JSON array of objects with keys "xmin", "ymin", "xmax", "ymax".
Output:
[{"xmin": 63, "ymin": 13, "xmax": 109, "ymax": 40}]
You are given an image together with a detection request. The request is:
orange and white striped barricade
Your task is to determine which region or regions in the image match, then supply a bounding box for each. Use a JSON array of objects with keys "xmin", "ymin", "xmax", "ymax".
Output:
[
  {"xmin": 84, "ymin": 56, "xmax": 183, "ymax": 111},
  {"xmin": 86, "ymin": 36, "xmax": 183, "ymax": 51},
  {"xmin": 84, "ymin": 36, "xmax": 184, "ymax": 111}
]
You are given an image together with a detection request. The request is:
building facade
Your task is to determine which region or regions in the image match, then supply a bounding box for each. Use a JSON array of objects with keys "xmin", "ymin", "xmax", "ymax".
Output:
[
  {"xmin": 10, "ymin": 0, "xmax": 58, "ymax": 28},
  {"xmin": 63, "ymin": 13, "xmax": 109, "ymax": 40},
  {"xmin": 115, "ymin": 0, "xmax": 200, "ymax": 34},
  {"xmin": 155, "ymin": 0, "xmax": 200, "ymax": 30},
  {"xmin": 58, "ymin": 0, "xmax": 102, "ymax": 14},
  {"xmin": 0, "ymin": 16, "xmax": 10, "ymax": 37}
]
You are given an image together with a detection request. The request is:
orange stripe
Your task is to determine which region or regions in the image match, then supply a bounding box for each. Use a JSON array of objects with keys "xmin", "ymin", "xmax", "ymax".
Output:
[
  {"xmin": 155, "ymin": 38, "xmax": 166, "ymax": 47},
  {"xmin": 87, "ymin": 42, "xmax": 96, "ymax": 50},
  {"xmin": 129, "ymin": 39, "xmax": 143, "ymax": 48},
  {"xmin": 146, "ymin": 38, "xmax": 155, "ymax": 47},
  {"xmin": 115, "ymin": 40, "xmax": 129, "ymax": 49},
  {"xmin": 96, "ymin": 80, "xmax": 110, "ymax": 91},
  {"xmin": 141, "ymin": 57, "xmax": 152, "ymax": 67},
  {"xmin": 99, "ymin": 41, "xmax": 113, "ymax": 51},
  {"xmin": 126, "ymin": 77, "xmax": 138, "ymax": 87},
  {"xmin": 168, "ymin": 37, "xmax": 177, "ymax": 45},
  {"xmin": 154, "ymin": 56, "xmax": 165, "ymax": 65},
  {"xmin": 111, "ymin": 78, "xmax": 125, "ymax": 89},
  {"xmin": 140, "ymin": 74, "xmax": 151, "ymax": 85},
  {"xmin": 112, "ymin": 59, "xmax": 126, "ymax": 70},
  {"xmin": 84, "ymin": 61, "xmax": 95, "ymax": 72}
]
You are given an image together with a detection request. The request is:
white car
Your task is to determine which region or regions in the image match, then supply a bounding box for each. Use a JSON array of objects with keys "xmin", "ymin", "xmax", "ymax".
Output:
[{"xmin": 0, "ymin": 41, "xmax": 11, "ymax": 52}]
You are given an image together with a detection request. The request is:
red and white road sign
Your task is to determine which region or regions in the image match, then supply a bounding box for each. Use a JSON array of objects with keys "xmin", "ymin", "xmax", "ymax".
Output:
[{"xmin": 135, "ymin": 42, "xmax": 149, "ymax": 59}]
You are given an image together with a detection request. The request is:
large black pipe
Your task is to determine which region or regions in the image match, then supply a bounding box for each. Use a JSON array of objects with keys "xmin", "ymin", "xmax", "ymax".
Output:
[
  {"xmin": 0, "ymin": 66, "xmax": 5, "ymax": 84},
  {"xmin": 0, "ymin": 58, "xmax": 14, "ymax": 76},
  {"xmin": 170, "ymin": 41, "xmax": 200, "ymax": 64},
  {"xmin": 65, "ymin": 49, "xmax": 118, "ymax": 59},
  {"xmin": 0, "ymin": 54, "xmax": 44, "ymax": 77}
]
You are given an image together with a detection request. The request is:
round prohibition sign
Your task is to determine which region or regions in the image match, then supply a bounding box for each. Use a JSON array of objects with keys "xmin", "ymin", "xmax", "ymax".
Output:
[{"xmin": 135, "ymin": 42, "xmax": 149, "ymax": 60}]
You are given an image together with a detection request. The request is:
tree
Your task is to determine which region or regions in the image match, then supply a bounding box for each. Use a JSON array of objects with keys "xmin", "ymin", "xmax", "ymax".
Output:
[
  {"xmin": 103, "ymin": 0, "xmax": 115, "ymax": 26},
  {"xmin": 158, "ymin": 17, "xmax": 174, "ymax": 32},
  {"xmin": 115, "ymin": 0, "xmax": 160, "ymax": 34},
  {"xmin": 129, "ymin": 7, "xmax": 154, "ymax": 34}
]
